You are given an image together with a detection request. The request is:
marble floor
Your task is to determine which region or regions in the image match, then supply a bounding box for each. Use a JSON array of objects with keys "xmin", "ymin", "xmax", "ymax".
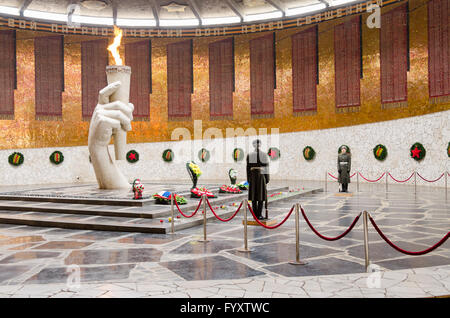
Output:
[{"xmin": 0, "ymin": 180, "xmax": 448, "ymax": 298}]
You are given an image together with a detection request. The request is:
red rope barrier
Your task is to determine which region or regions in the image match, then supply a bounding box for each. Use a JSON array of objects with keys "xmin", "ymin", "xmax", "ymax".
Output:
[
  {"xmin": 301, "ymin": 207, "xmax": 361, "ymax": 241},
  {"xmin": 369, "ymin": 216, "xmax": 450, "ymax": 255},
  {"xmin": 350, "ymin": 172, "xmax": 356, "ymax": 178},
  {"xmin": 416, "ymin": 172, "xmax": 445, "ymax": 183},
  {"xmin": 328, "ymin": 173, "xmax": 338, "ymax": 180},
  {"xmin": 358, "ymin": 172, "xmax": 386, "ymax": 183},
  {"xmin": 206, "ymin": 198, "xmax": 242, "ymax": 222},
  {"xmin": 388, "ymin": 172, "xmax": 415, "ymax": 183},
  {"xmin": 175, "ymin": 196, "xmax": 203, "ymax": 218},
  {"xmin": 247, "ymin": 203, "xmax": 294, "ymax": 229}
]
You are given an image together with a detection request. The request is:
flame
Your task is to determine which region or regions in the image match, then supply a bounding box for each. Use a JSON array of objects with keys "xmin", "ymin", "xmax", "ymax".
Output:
[{"xmin": 107, "ymin": 25, "xmax": 123, "ymax": 65}]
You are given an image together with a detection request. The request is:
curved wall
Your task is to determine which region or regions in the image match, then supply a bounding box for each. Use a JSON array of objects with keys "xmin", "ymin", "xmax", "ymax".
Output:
[{"xmin": 0, "ymin": 110, "xmax": 448, "ymax": 187}]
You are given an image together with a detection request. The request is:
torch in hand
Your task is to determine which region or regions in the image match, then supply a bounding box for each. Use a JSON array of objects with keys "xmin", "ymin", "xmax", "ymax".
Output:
[{"xmin": 107, "ymin": 26, "xmax": 131, "ymax": 160}]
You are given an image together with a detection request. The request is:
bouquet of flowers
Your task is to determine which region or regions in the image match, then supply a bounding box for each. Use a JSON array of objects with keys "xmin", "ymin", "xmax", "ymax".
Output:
[
  {"xmin": 188, "ymin": 162, "xmax": 202, "ymax": 177},
  {"xmin": 153, "ymin": 191, "xmax": 187, "ymax": 205}
]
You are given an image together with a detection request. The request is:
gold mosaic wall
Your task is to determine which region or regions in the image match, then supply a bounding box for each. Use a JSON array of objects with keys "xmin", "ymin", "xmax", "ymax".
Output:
[{"xmin": 0, "ymin": 0, "xmax": 448, "ymax": 150}]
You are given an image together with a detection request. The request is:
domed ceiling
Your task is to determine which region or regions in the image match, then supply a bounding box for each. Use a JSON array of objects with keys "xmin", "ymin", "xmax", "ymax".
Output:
[{"xmin": 0, "ymin": 0, "xmax": 362, "ymax": 27}]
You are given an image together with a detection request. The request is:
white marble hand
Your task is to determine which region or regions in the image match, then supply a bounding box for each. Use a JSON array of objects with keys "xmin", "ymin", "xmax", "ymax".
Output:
[{"xmin": 88, "ymin": 82, "xmax": 134, "ymax": 189}]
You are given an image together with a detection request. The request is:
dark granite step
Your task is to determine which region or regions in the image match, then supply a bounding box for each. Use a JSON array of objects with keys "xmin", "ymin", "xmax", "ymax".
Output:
[
  {"xmin": 0, "ymin": 188, "xmax": 322, "ymax": 234},
  {"xmin": 0, "ymin": 186, "xmax": 289, "ymax": 219}
]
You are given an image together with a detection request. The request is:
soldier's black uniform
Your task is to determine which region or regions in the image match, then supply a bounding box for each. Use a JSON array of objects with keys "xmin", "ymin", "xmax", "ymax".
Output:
[{"xmin": 246, "ymin": 140, "xmax": 270, "ymax": 219}]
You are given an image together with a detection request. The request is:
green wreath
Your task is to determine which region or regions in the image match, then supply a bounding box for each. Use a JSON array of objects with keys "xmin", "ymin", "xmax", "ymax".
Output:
[
  {"xmin": 410, "ymin": 142, "xmax": 426, "ymax": 161},
  {"xmin": 8, "ymin": 152, "xmax": 24, "ymax": 166},
  {"xmin": 447, "ymin": 142, "xmax": 450, "ymax": 158},
  {"xmin": 338, "ymin": 145, "xmax": 351, "ymax": 154},
  {"xmin": 162, "ymin": 149, "xmax": 174, "ymax": 162},
  {"xmin": 302, "ymin": 146, "xmax": 316, "ymax": 161},
  {"xmin": 49, "ymin": 151, "xmax": 64, "ymax": 165},
  {"xmin": 268, "ymin": 147, "xmax": 280, "ymax": 160},
  {"xmin": 232, "ymin": 148, "xmax": 244, "ymax": 162},
  {"xmin": 373, "ymin": 144, "xmax": 387, "ymax": 161},
  {"xmin": 126, "ymin": 150, "xmax": 140, "ymax": 163},
  {"xmin": 198, "ymin": 148, "xmax": 210, "ymax": 162}
]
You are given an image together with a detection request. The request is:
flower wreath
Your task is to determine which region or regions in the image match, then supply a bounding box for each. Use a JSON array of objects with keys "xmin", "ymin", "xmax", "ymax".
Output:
[
  {"xmin": 410, "ymin": 142, "xmax": 426, "ymax": 161},
  {"xmin": 373, "ymin": 144, "xmax": 388, "ymax": 161},
  {"xmin": 232, "ymin": 148, "xmax": 244, "ymax": 162},
  {"xmin": 50, "ymin": 151, "xmax": 64, "ymax": 165},
  {"xmin": 8, "ymin": 152, "xmax": 24, "ymax": 166},
  {"xmin": 219, "ymin": 185, "xmax": 242, "ymax": 194},
  {"xmin": 162, "ymin": 149, "xmax": 174, "ymax": 162},
  {"xmin": 126, "ymin": 150, "xmax": 139, "ymax": 163},
  {"xmin": 190, "ymin": 187, "xmax": 216, "ymax": 198},
  {"xmin": 268, "ymin": 147, "xmax": 280, "ymax": 160},
  {"xmin": 447, "ymin": 142, "xmax": 450, "ymax": 158},
  {"xmin": 302, "ymin": 146, "xmax": 315, "ymax": 161},
  {"xmin": 198, "ymin": 148, "xmax": 210, "ymax": 162}
]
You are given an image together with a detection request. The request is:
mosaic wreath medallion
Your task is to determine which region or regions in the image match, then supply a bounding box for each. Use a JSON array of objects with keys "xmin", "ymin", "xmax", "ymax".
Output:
[
  {"xmin": 49, "ymin": 151, "xmax": 64, "ymax": 165},
  {"xmin": 373, "ymin": 144, "xmax": 387, "ymax": 161},
  {"xmin": 8, "ymin": 152, "xmax": 24, "ymax": 166},
  {"xmin": 302, "ymin": 146, "xmax": 316, "ymax": 161},
  {"xmin": 410, "ymin": 142, "xmax": 426, "ymax": 161},
  {"xmin": 198, "ymin": 148, "xmax": 210, "ymax": 162},
  {"xmin": 232, "ymin": 148, "xmax": 244, "ymax": 162},
  {"xmin": 338, "ymin": 145, "xmax": 351, "ymax": 154},
  {"xmin": 126, "ymin": 150, "xmax": 139, "ymax": 163},
  {"xmin": 268, "ymin": 147, "xmax": 280, "ymax": 160},
  {"xmin": 162, "ymin": 149, "xmax": 174, "ymax": 162}
]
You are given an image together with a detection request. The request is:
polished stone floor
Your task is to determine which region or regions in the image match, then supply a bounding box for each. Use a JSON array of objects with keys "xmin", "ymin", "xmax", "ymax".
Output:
[{"xmin": 0, "ymin": 180, "xmax": 448, "ymax": 297}]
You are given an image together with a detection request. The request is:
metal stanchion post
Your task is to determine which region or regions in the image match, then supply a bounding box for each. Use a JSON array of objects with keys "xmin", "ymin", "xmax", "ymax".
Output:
[
  {"xmin": 363, "ymin": 210, "xmax": 370, "ymax": 272},
  {"xmin": 289, "ymin": 203, "xmax": 307, "ymax": 265},
  {"xmin": 357, "ymin": 171, "xmax": 359, "ymax": 192},
  {"xmin": 385, "ymin": 171, "xmax": 388, "ymax": 193},
  {"xmin": 414, "ymin": 171, "xmax": 417, "ymax": 194},
  {"xmin": 445, "ymin": 172, "xmax": 448, "ymax": 199},
  {"xmin": 198, "ymin": 194, "xmax": 209, "ymax": 242},
  {"xmin": 237, "ymin": 199, "xmax": 252, "ymax": 253},
  {"xmin": 171, "ymin": 192, "xmax": 175, "ymax": 234}
]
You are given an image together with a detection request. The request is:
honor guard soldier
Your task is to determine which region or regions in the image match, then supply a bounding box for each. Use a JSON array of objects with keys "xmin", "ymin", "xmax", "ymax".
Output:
[
  {"xmin": 337, "ymin": 146, "xmax": 351, "ymax": 192},
  {"xmin": 246, "ymin": 139, "xmax": 270, "ymax": 219}
]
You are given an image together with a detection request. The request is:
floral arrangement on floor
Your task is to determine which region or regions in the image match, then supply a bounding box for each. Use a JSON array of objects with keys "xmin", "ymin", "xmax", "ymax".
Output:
[
  {"xmin": 219, "ymin": 185, "xmax": 242, "ymax": 194},
  {"xmin": 190, "ymin": 187, "xmax": 216, "ymax": 198},
  {"xmin": 49, "ymin": 151, "xmax": 64, "ymax": 165},
  {"xmin": 237, "ymin": 181, "xmax": 249, "ymax": 190},
  {"xmin": 8, "ymin": 152, "xmax": 24, "ymax": 166},
  {"xmin": 153, "ymin": 191, "xmax": 187, "ymax": 205},
  {"xmin": 132, "ymin": 179, "xmax": 144, "ymax": 200}
]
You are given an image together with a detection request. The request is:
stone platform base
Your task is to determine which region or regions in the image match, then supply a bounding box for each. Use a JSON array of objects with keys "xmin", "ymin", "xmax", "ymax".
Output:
[{"xmin": 243, "ymin": 218, "xmax": 278, "ymax": 226}]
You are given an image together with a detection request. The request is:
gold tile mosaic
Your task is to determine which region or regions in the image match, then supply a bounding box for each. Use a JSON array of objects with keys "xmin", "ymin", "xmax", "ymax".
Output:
[{"xmin": 0, "ymin": 0, "xmax": 448, "ymax": 150}]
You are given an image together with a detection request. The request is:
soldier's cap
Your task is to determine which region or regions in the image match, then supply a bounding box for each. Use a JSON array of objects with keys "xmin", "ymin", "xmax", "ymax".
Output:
[{"xmin": 252, "ymin": 139, "xmax": 261, "ymax": 148}]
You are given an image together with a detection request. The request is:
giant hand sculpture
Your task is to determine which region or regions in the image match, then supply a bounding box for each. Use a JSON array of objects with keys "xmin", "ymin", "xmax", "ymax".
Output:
[{"xmin": 88, "ymin": 82, "xmax": 134, "ymax": 189}]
